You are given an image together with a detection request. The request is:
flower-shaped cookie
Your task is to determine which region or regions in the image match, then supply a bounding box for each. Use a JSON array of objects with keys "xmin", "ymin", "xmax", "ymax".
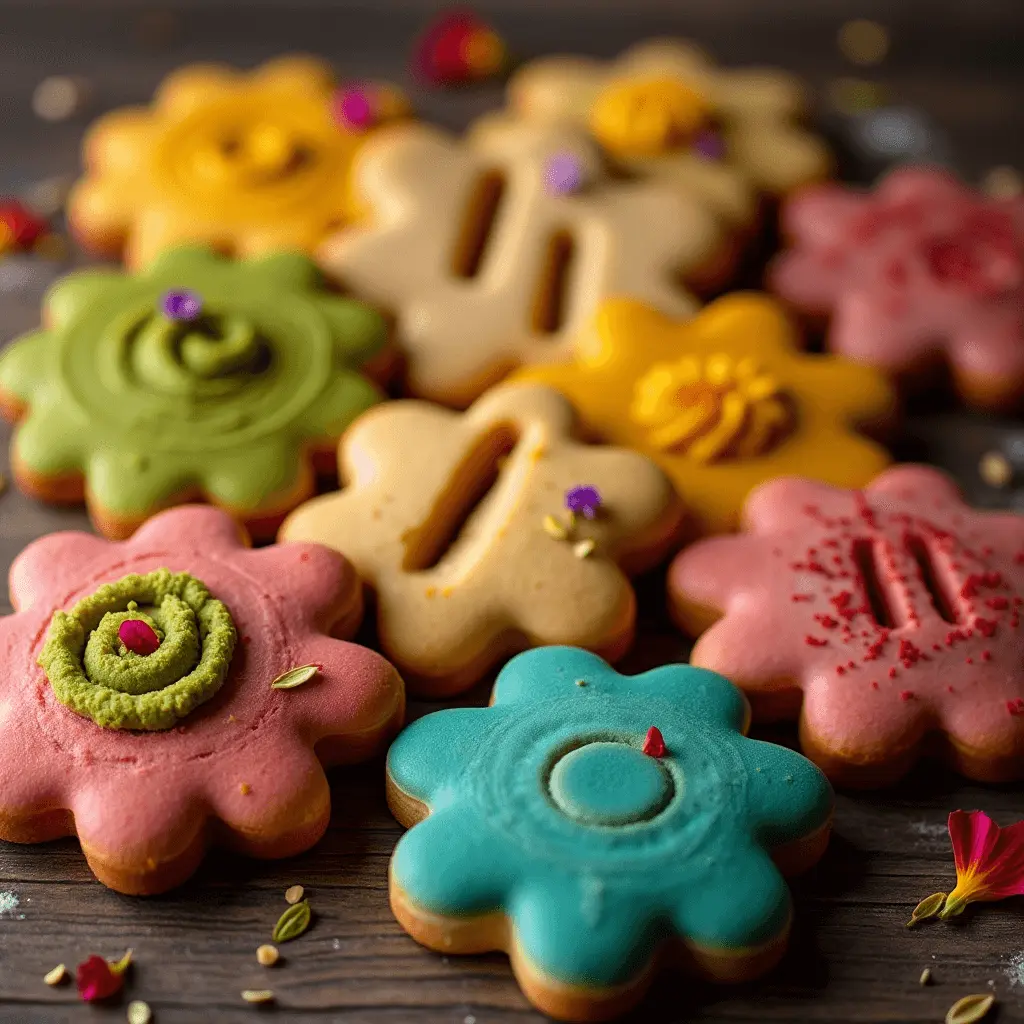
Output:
[
  {"xmin": 319, "ymin": 117, "xmax": 723, "ymax": 407},
  {"xmin": 0, "ymin": 505, "xmax": 404, "ymax": 894},
  {"xmin": 771, "ymin": 168, "xmax": 1024, "ymax": 410},
  {"xmin": 517, "ymin": 295, "xmax": 894, "ymax": 536},
  {"xmin": 69, "ymin": 56, "xmax": 410, "ymax": 267},
  {"xmin": 508, "ymin": 39, "xmax": 831, "ymax": 231},
  {"xmin": 280, "ymin": 383, "xmax": 685, "ymax": 696},
  {"xmin": 0, "ymin": 245, "xmax": 385, "ymax": 540},
  {"xmin": 670, "ymin": 466, "xmax": 1024, "ymax": 787},
  {"xmin": 387, "ymin": 647, "xmax": 833, "ymax": 1021}
]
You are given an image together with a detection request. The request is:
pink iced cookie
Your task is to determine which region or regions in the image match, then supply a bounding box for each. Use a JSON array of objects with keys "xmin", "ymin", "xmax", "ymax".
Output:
[
  {"xmin": 0, "ymin": 505, "xmax": 404, "ymax": 894},
  {"xmin": 770, "ymin": 167, "xmax": 1024, "ymax": 410},
  {"xmin": 669, "ymin": 465, "xmax": 1024, "ymax": 787}
]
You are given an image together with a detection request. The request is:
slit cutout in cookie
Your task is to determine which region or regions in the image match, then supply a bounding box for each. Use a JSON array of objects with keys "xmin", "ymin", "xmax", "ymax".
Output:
[
  {"xmin": 906, "ymin": 534, "xmax": 959, "ymax": 624},
  {"xmin": 451, "ymin": 169, "xmax": 507, "ymax": 280},
  {"xmin": 851, "ymin": 538, "xmax": 896, "ymax": 629},
  {"xmin": 402, "ymin": 422, "xmax": 521, "ymax": 572},
  {"xmin": 531, "ymin": 229, "xmax": 577, "ymax": 335}
]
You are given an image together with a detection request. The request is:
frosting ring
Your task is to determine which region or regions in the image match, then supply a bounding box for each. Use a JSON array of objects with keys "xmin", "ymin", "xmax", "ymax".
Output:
[
  {"xmin": 38, "ymin": 569, "xmax": 237, "ymax": 731},
  {"xmin": 469, "ymin": 695, "xmax": 740, "ymax": 875}
]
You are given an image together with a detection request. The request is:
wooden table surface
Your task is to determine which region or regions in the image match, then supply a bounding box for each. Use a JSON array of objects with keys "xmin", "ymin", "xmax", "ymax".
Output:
[{"xmin": 2, "ymin": 1, "xmax": 1024, "ymax": 1021}]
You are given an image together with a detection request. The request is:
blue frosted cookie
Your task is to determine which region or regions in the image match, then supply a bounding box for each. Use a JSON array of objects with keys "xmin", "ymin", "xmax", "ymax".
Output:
[{"xmin": 385, "ymin": 646, "xmax": 833, "ymax": 1021}]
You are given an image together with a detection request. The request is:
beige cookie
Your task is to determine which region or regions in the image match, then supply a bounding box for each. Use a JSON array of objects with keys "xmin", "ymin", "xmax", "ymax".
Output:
[
  {"xmin": 279, "ymin": 383, "xmax": 687, "ymax": 696},
  {"xmin": 318, "ymin": 118, "xmax": 723, "ymax": 408},
  {"xmin": 508, "ymin": 38, "xmax": 831, "ymax": 217}
]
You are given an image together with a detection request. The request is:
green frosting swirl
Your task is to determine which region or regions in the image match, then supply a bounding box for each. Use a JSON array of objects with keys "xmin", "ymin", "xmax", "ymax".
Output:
[
  {"xmin": 132, "ymin": 311, "xmax": 267, "ymax": 395},
  {"xmin": 38, "ymin": 569, "xmax": 237, "ymax": 731}
]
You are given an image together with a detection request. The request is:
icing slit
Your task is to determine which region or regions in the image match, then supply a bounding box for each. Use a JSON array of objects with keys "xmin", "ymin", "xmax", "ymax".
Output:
[
  {"xmin": 852, "ymin": 539, "xmax": 896, "ymax": 629},
  {"xmin": 402, "ymin": 422, "xmax": 521, "ymax": 572},
  {"xmin": 451, "ymin": 169, "xmax": 506, "ymax": 279},
  {"xmin": 907, "ymin": 534, "xmax": 960, "ymax": 624},
  {"xmin": 531, "ymin": 229, "xmax": 576, "ymax": 335}
]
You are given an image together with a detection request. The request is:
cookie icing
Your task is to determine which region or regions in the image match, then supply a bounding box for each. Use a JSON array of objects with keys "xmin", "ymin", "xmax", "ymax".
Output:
[
  {"xmin": 670, "ymin": 466, "xmax": 1024, "ymax": 784},
  {"xmin": 39, "ymin": 569, "xmax": 236, "ymax": 731},
  {"xmin": 0, "ymin": 505, "xmax": 404, "ymax": 893},
  {"xmin": 319, "ymin": 117, "xmax": 721, "ymax": 406},
  {"xmin": 68, "ymin": 56, "xmax": 410, "ymax": 267},
  {"xmin": 280, "ymin": 383, "xmax": 685, "ymax": 695},
  {"xmin": 507, "ymin": 39, "xmax": 831, "ymax": 230},
  {"xmin": 770, "ymin": 167, "xmax": 1024, "ymax": 407},
  {"xmin": 516, "ymin": 295, "xmax": 894, "ymax": 536},
  {"xmin": 0, "ymin": 245, "xmax": 384, "ymax": 527},
  {"xmin": 387, "ymin": 647, "xmax": 832, "ymax": 988}
]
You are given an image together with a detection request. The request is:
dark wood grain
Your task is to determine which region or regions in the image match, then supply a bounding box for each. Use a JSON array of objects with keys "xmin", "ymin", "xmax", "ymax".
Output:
[{"xmin": 1, "ymin": 2, "xmax": 1024, "ymax": 1022}]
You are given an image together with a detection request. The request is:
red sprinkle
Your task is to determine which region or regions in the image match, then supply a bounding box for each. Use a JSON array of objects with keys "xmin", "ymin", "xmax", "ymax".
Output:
[
  {"xmin": 642, "ymin": 726, "xmax": 666, "ymax": 758},
  {"xmin": 974, "ymin": 618, "xmax": 998, "ymax": 638},
  {"xmin": 900, "ymin": 690, "xmax": 914, "ymax": 701},
  {"xmin": 1008, "ymin": 698, "xmax": 1024, "ymax": 716},
  {"xmin": 804, "ymin": 635, "xmax": 828, "ymax": 647},
  {"xmin": 889, "ymin": 667, "xmax": 898, "ymax": 678},
  {"xmin": 871, "ymin": 680, "xmax": 879, "ymax": 689},
  {"xmin": 814, "ymin": 614, "xmax": 840, "ymax": 628}
]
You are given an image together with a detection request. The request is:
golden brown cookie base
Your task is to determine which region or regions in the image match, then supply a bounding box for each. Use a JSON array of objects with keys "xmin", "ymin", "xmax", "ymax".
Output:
[{"xmin": 387, "ymin": 777, "xmax": 825, "ymax": 1021}]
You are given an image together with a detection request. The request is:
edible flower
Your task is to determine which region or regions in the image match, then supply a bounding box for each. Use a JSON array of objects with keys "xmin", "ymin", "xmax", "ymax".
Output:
[
  {"xmin": 940, "ymin": 810, "xmax": 1024, "ymax": 918},
  {"xmin": 160, "ymin": 288, "xmax": 202, "ymax": 322},
  {"xmin": 564, "ymin": 485, "xmax": 602, "ymax": 520},
  {"xmin": 412, "ymin": 9, "xmax": 507, "ymax": 86},
  {"xmin": 119, "ymin": 619, "xmax": 160, "ymax": 656},
  {"xmin": 76, "ymin": 949, "xmax": 132, "ymax": 1002},
  {"xmin": 545, "ymin": 153, "xmax": 585, "ymax": 196}
]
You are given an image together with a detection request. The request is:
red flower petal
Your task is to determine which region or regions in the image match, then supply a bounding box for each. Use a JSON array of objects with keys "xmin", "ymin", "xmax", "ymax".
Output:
[
  {"xmin": 75, "ymin": 955, "xmax": 123, "ymax": 1002},
  {"xmin": 948, "ymin": 810, "xmax": 1024, "ymax": 902}
]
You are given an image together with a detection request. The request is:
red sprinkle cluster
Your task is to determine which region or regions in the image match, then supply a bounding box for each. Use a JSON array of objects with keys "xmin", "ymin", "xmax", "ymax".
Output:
[{"xmin": 775, "ymin": 494, "xmax": 1024, "ymax": 716}]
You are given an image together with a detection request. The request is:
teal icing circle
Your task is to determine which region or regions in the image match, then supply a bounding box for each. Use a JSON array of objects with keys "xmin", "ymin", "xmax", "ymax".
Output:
[{"xmin": 548, "ymin": 742, "xmax": 673, "ymax": 826}]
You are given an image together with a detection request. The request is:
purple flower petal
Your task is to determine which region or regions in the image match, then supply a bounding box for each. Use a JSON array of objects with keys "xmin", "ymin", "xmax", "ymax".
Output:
[
  {"xmin": 161, "ymin": 288, "xmax": 202, "ymax": 322},
  {"xmin": 565, "ymin": 485, "xmax": 602, "ymax": 518}
]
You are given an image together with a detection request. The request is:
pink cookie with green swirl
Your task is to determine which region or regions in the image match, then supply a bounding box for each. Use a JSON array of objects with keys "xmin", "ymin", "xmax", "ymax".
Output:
[
  {"xmin": 769, "ymin": 167, "xmax": 1024, "ymax": 410},
  {"xmin": 669, "ymin": 465, "xmax": 1024, "ymax": 788},
  {"xmin": 0, "ymin": 505, "xmax": 404, "ymax": 894}
]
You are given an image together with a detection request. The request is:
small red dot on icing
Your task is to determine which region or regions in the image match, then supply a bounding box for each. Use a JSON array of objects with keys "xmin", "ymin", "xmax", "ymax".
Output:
[
  {"xmin": 900, "ymin": 690, "xmax": 914, "ymax": 701},
  {"xmin": 805, "ymin": 635, "xmax": 828, "ymax": 646},
  {"xmin": 982, "ymin": 650, "xmax": 993, "ymax": 661},
  {"xmin": 1008, "ymin": 698, "xmax": 1024, "ymax": 716},
  {"xmin": 975, "ymin": 618, "xmax": 998, "ymax": 638},
  {"xmin": 299, "ymin": 552, "xmax": 310, "ymax": 562},
  {"xmin": 642, "ymin": 726, "xmax": 666, "ymax": 758},
  {"xmin": 889, "ymin": 667, "xmax": 898, "ymax": 678},
  {"xmin": 966, "ymin": 657, "xmax": 974, "ymax": 664},
  {"xmin": 871, "ymin": 681, "xmax": 879, "ymax": 689},
  {"xmin": 987, "ymin": 596, "xmax": 1010, "ymax": 610}
]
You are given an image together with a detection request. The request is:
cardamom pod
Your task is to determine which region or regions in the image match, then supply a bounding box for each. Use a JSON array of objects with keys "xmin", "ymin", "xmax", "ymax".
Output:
[
  {"xmin": 905, "ymin": 891, "xmax": 946, "ymax": 927},
  {"xmin": 270, "ymin": 665, "xmax": 319, "ymax": 690},
  {"xmin": 272, "ymin": 899, "xmax": 312, "ymax": 942},
  {"xmin": 945, "ymin": 993, "xmax": 995, "ymax": 1024},
  {"xmin": 939, "ymin": 893, "xmax": 969, "ymax": 919}
]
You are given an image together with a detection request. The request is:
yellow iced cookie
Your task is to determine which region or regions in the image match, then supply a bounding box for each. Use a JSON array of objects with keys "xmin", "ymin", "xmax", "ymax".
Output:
[
  {"xmin": 516, "ymin": 295, "xmax": 894, "ymax": 537},
  {"xmin": 69, "ymin": 56, "xmax": 410, "ymax": 267}
]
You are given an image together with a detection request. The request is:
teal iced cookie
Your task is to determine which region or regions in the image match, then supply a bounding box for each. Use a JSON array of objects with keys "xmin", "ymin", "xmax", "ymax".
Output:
[{"xmin": 386, "ymin": 647, "xmax": 833, "ymax": 1021}]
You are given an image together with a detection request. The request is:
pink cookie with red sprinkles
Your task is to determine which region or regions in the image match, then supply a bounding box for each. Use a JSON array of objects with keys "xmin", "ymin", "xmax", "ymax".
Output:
[
  {"xmin": 669, "ymin": 465, "xmax": 1024, "ymax": 787},
  {"xmin": 769, "ymin": 167, "xmax": 1024, "ymax": 410}
]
